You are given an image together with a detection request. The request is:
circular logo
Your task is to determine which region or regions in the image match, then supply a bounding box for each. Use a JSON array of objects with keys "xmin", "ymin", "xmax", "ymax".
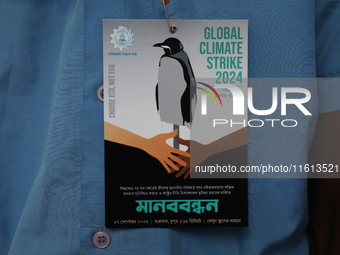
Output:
[{"xmin": 110, "ymin": 26, "xmax": 135, "ymax": 51}]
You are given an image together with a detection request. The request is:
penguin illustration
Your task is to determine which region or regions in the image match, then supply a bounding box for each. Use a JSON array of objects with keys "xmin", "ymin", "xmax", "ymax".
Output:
[{"xmin": 153, "ymin": 37, "xmax": 197, "ymax": 129}]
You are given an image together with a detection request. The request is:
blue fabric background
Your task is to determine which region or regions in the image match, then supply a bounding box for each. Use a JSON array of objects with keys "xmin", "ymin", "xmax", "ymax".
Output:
[{"xmin": 0, "ymin": 0, "xmax": 339, "ymax": 254}]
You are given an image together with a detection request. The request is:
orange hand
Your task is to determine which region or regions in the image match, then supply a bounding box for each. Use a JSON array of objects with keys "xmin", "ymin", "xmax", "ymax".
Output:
[{"xmin": 142, "ymin": 129, "xmax": 190, "ymax": 173}]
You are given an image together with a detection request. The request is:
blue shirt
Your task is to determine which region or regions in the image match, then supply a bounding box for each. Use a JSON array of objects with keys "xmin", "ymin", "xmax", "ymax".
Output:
[{"xmin": 1, "ymin": 0, "xmax": 339, "ymax": 254}]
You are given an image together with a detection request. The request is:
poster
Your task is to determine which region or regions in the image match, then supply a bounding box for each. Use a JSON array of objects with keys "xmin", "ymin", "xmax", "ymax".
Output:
[{"xmin": 103, "ymin": 20, "xmax": 248, "ymax": 227}]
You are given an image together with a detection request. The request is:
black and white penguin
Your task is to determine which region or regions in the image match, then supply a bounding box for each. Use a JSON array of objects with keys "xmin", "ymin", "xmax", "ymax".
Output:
[{"xmin": 153, "ymin": 37, "xmax": 197, "ymax": 128}]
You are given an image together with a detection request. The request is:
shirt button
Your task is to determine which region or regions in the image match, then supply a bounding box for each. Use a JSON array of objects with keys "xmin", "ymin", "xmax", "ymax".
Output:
[
  {"xmin": 97, "ymin": 85, "xmax": 104, "ymax": 102},
  {"xmin": 93, "ymin": 231, "xmax": 111, "ymax": 249}
]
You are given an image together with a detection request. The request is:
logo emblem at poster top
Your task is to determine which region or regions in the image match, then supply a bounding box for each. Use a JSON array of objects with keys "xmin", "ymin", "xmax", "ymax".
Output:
[{"xmin": 110, "ymin": 26, "xmax": 135, "ymax": 50}]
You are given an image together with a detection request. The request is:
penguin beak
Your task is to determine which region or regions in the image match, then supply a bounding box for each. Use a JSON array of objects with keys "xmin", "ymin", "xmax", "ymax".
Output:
[
  {"xmin": 153, "ymin": 43, "xmax": 163, "ymax": 47},
  {"xmin": 153, "ymin": 43, "xmax": 171, "ymax": 51}
]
